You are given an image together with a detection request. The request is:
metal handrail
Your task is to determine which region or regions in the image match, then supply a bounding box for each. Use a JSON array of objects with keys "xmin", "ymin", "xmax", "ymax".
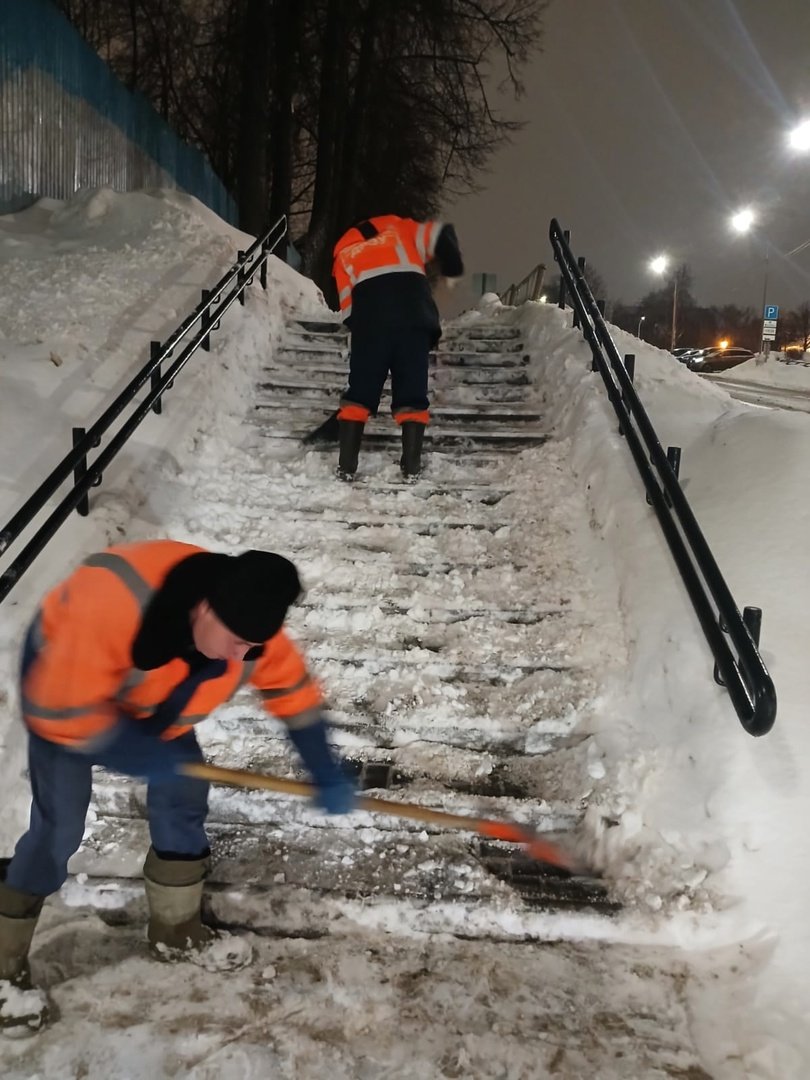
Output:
[
  {"xmin": 550, "ymin": 219, "xmax": 776, "ymax": 736},
  {"xmin": 500, "ymin": 263, "xmax": 546, "ymax": 306},
  {"xmin": 0, "ymin": 215, "xmax": 288, "ymax": 605}
]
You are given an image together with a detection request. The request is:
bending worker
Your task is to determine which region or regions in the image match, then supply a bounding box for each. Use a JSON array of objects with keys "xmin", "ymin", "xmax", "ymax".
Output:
[
  {"xmin": 0, "ymin": 539, "xmax": 354, "ymax": 1031},
  {"xmin": 332, "ymin": 213, "xmax": 464, "ymax": 480}
]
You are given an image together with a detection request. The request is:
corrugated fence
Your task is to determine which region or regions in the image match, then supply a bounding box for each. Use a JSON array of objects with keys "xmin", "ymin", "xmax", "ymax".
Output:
[{"xmin": 0, "ymin": 0, "xmax": 237, "ymax": 222}]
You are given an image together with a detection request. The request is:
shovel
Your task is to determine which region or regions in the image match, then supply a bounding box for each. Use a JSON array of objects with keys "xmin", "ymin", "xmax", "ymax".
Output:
[
  {"xmin": 301, "ymin": 409, "xmax": 339, "ymax": 444},
  {"xmin": 180, "ymin": 761, "xmax": 579, "ymax": 873}
]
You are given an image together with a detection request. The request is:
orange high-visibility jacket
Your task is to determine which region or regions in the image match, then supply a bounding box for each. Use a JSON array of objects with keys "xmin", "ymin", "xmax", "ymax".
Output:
[
  {"xmin": 22, "ymin": 540, "xmax": 323, "ymax": 749},
  {"xmin": 332, "ymin": 215, "xmax": 444, "ymax": 319}
]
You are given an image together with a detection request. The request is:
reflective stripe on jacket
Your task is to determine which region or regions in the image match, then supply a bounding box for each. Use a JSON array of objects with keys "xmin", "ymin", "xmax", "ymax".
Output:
[
  {"xmin": 332, "ymin": 215, "xmax": 443, "ymax": 318},
  {"xmin": 22, "ymin": 540, "xmax": 322, "ymax": 749}
]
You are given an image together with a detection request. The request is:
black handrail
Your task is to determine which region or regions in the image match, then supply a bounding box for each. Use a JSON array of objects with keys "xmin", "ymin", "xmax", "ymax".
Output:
[
  {"xmin": 0, "ymin": 215, "xmax": 288, "ymax": 605},
  {"xmin": 549, "ymin": 219, "xmax": 776, "ymax": 736}
]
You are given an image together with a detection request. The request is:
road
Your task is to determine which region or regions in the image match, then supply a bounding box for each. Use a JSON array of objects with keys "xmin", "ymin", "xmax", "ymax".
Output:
[{"xmin": 703, "ymin": 371, "xmax": 810, "ymax": 413}]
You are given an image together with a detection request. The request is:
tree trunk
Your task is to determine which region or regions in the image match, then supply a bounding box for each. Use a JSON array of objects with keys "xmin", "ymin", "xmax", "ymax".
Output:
[
  {"xmin": 236, "ymin": 0, "xmax": 273, "ymax": 236},
  {"xmin": 300, "ymin": 0, "xmax": 349, "ymax": 297},
  {"xmin": 335, "ymin": 0, "xmax": 380, "ymax": 231},
  {"xmin": 267, "ymin": 0, "xmax": 302, "ymax": 233}
]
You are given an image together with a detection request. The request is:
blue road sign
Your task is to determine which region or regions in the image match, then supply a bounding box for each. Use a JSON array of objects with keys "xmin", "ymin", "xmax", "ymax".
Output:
[{"xmin": 764, "ymin": 304, "xmax": 779, "ymax": 320}]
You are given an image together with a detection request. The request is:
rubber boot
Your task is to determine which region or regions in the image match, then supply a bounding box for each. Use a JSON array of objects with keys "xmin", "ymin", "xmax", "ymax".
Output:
[
  {"xmin": 0, "ymin": 876, "xmax": 49, "ymax": 1033},
  {"xmin": 336, "ymin": 419, "xmax": 364, "ymax": 481},
  {"xmin": 400, "ymin": 421, "xmax": 425, "ymax": 478},
  {"xmin": 143, "ymin": 847, "xmax": 215, "ymax": 959}
]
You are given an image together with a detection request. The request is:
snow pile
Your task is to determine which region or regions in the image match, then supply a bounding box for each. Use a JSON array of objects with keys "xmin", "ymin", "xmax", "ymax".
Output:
[
  {"xmin": 481, "ymin": 296, "xmax": 810, "ymax": 1074},
  {"xmin": 725, "ymin": 353, "xmax": 810, "ymax": 389}
]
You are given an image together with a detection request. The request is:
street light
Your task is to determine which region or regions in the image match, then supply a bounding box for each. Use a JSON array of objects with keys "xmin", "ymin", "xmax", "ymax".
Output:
[
  {"xmin": 728, "ymin": 206, "xmax": 770, "ymax": 351},
  {"xmin": 787, "ymin": 119, "xmax": 810, "ymax": 152},
  {"xmin": 730, "ymin": 207, "xmax": 756, "ymax": 234},
  {"xmin": 637, "ymin": 314, "xmax": 646, "ymax": 338},
  {"xmin": 649, "ymin": 255, "xmax": 678, "ymax": 350}
]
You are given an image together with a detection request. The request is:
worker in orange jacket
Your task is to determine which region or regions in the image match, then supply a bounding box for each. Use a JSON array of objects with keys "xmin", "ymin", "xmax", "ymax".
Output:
[
  {"xmin": 332, "ymin": 214, "xmax": 463, "ymax": 480},
  {"xmin": 0, "ymin": 539, "xmax": 354, "ymax": 1031}
]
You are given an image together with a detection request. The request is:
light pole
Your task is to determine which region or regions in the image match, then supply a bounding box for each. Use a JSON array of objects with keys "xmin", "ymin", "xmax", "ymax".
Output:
[
  {"xmin": 637, "ymin": 314, "xmax": 646, "ymax": 338},
  {"xmin": 649, "ymin": 255, "xmax": 678, "ymax": 350},
  {"xmin": 729, "ymin": 207, "xmax": 770, "ymax": 354}
]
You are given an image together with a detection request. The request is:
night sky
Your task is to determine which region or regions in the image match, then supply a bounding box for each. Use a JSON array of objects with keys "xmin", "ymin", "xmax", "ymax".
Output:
[{"xmin": 444, "ymin": 0, "xmax": 810, "ymax": 314}]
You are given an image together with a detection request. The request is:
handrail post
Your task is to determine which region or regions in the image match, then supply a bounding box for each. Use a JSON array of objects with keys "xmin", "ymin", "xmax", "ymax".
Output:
[
  {"xmin": 72, "ymin": 428, "xmax": 90, "ymax": 517},
  {"xmin": 618, "ymin": 353, "xmax": 635, "ymax": 434},
  {"xmin": 237, "ymin": 250, "xmax": 246, "ymax": 305},
  {"xmin": 715, "ymin": 607, "xmax": 762, "ymax": 686},
  {"xmin": 201, "ymin": 289, "xmax": 213, "ymax": 351},
  {"xmin": 573, "ymin": 257, "xmax": 586, "ymax": 329},
  {"xmin": 150, "ymin": 341, "xmax": 163, "ymax": 414},
  {"xmin": 664, "ymin": 446, "xmax": 681, "ymax": 507},
  {"xmin": 260, "ymin": 240, "xmax": 269, "ymax": 290},
  {"xmin": 557, "ymin": 230, "xmax": 570, "ymax": 309}
]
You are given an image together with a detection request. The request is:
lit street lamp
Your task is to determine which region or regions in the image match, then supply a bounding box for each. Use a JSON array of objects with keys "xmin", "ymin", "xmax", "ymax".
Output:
[
  {"xmin": 637, "ymin": 314, "xmax": 646, "ymax": 338},
  {"xmin": 729, "ymin": 206, "xmax": 771, "ymax": 352},
  {"xmin": 730, "ymin": 207, "xmax": 756, "ymax": 234},
  {"xmin": 787, "ymin": 119, "xmax": 810, "ymax": 152},
  {"xmin": 649, "ymin": 255, "xmax": 678, "ymax": 350}
]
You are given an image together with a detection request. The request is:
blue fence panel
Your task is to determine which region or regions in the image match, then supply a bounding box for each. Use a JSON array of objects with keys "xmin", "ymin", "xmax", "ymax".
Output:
[{"xmin": 0, "ymin": 0, "xmax": 237, "ymax": 222}]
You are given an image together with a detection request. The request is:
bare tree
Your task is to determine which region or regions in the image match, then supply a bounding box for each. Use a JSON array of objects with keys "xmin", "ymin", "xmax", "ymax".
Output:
[{"xmin": 57, "ymin": 0, "xmax": 549, "ymax": 298}]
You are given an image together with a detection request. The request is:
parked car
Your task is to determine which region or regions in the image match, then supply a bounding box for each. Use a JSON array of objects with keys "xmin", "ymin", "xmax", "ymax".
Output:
[
  {"xmin": 687, "ymin": 346, "xmax": 755, "ymax": 372},
  {"xmin": 671, "ymin": 347, "xmax": 700, "ymax": 365}
]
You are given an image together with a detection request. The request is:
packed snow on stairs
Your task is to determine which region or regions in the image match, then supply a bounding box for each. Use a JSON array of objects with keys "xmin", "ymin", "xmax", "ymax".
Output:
[{"xmin": 2, "ymin": 309, "xmax": 732, "ymax": 1078}]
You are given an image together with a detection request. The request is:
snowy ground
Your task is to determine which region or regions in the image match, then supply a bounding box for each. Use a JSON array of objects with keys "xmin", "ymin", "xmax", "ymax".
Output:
[{"xmin": 0, "ymin": 191, "xmax": 809, "ymax": 1077}]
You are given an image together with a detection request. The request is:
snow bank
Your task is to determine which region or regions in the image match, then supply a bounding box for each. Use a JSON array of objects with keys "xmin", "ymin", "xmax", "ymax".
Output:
[{"xmin": 489, "ymin": 296, "xmax": 810, "ymax": 1075}]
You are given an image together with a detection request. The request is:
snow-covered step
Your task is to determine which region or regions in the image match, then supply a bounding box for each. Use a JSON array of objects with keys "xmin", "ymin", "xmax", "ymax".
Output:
[
  {"xmin": 292, "ymin": 319, "xmax": 346, "ymax": 334},
  {"xmin": 73, "ymin": 824, "xmax": 609, "ymax": 918},
  {"xmin": 436, "ymin": 338, "xmax": 525, "ymax": 354},
  {"xmin": 294, "ymin": 619, "xmax": 574, "ymax": 660},
  {"xmin": 276, "ymin": 344, "xmax": 347, "ymax": 360},
  {"xmin": 442, "ymin": 325, "xmax": 522, "ymax": 341},
  {"xmin": 263, "ymin": 428, "xmax": 548, "ymax": 448},
  {"xmin": 434, "ymin": 351, "xmax": 529, "ymax": 367},
  {"xmin": 284, "ymin": 327, "xmax": 348, "ymax": 343},
  {"xmin": 433, "ymin": 368, "xmax": 530, "ymax": 386},
  {"xmin": 304, "ymin": 648, "xmax": 575, "ymax": 680},
  {"xmin": 266, "ymin": 358, "xmax": 347, "ymax": 375},
  {"xmin": 254, "ymin": 406, "xmax": 544, "ymax": 431},
  {"xmin": 210, "ymin": 706, "xmax": 588, "ymax": 758},
  {"xmin": 298, "ymin": 597, "xmax": 564, "ymax": 625},
  {"xmin": 254, "ymin": 401, "xmax": 541, "ymax": 421}
]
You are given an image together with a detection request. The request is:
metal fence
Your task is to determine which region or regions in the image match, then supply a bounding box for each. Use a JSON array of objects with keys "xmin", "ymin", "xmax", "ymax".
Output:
[{"xmin": 0, "ymin": 0, "xmax": 236, "ymax": 222}]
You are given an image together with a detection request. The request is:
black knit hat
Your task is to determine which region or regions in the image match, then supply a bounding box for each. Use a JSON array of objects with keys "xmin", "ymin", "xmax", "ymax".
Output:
[{"xmin": 206, "ymin": 551, "xmax": 302, "ymax": 642}]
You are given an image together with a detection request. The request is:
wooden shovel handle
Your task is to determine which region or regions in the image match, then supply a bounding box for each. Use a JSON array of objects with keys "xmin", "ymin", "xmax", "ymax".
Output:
[{"xmin": 180, "ymin": 761, "xmax": 576, "ymax": 871}]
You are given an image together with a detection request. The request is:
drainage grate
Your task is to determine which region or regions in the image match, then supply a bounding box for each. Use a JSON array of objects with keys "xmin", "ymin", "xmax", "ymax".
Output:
[{"xmin": 477, "ymin": 841, "xmax": 621, "ymax": 914}]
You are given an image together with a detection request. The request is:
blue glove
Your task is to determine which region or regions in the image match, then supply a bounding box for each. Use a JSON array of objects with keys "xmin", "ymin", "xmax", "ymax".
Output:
[{"xmin": 287, "ymin": 716, "xmax": 356, "ymax": 815}]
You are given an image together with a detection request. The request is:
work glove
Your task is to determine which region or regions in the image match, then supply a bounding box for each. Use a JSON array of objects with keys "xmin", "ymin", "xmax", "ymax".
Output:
[{"xmin": 286, "ymin": 715, "xmax": 356, "ymax": 815}]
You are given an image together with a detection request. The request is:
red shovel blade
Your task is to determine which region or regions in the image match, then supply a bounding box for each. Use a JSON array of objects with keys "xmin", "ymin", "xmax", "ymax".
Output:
[{"xmin": 478, "ymin": 818, "xmax": 579, "ymax": 873}]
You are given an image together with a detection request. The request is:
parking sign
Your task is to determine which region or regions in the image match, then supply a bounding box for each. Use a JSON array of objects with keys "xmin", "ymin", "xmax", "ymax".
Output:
[{"xmin": 764, "ymin": 304, "xmax": 779, "ymax": 320}]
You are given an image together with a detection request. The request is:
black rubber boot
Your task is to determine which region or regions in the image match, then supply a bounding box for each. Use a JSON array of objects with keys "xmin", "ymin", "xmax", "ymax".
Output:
[
  {"xmin": 0, "ymin": 876, "xmax": 49, "ymax": 1033},
  {"xmin": 400, "ymin": 422, "xmax": 425, "ymax": 478},
  {"xmin": 336, "ymin": 419, "xmax": 364, "ymax": 481},
  {"xmin": 143, "ymin": 847, "xmax": 214, "ymax": 959}
]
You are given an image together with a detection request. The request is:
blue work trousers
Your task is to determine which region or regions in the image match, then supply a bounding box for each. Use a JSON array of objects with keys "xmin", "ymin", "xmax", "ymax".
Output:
[
  {"xmin": 345, "ymin": 326, "xmax": 433, "ymax": 417},
  {"xmin": 6, "ymin": 631, "xmax": 210, "ymax": 896}
]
